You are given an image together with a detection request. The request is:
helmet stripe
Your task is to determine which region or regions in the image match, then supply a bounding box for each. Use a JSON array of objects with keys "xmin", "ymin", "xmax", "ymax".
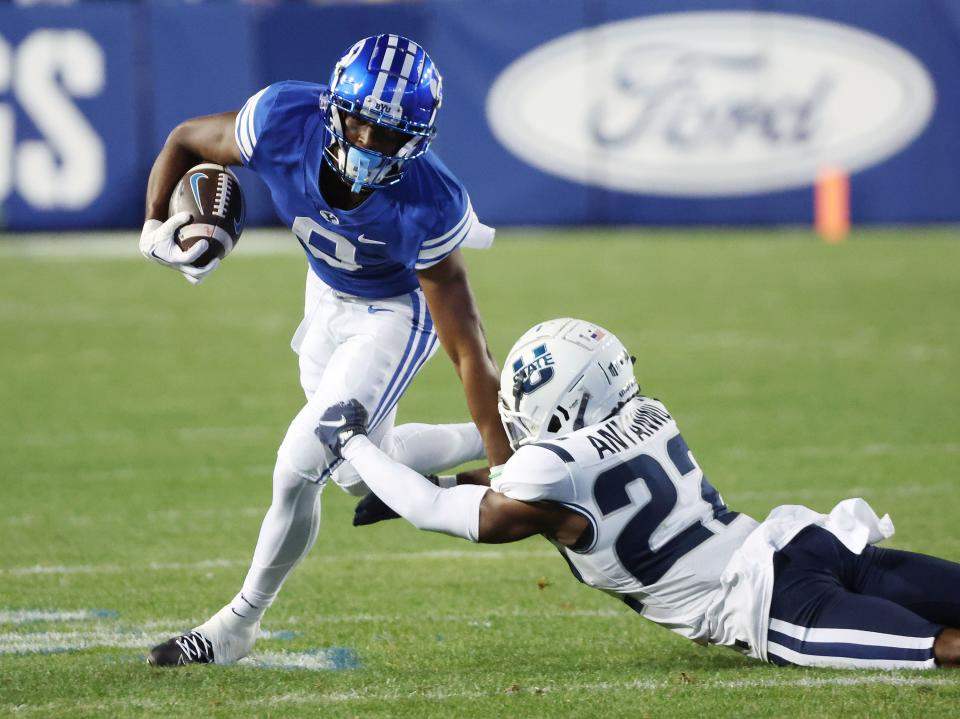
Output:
[
  {"xmin": 372, "ymin": 49, "xmax": 395, "ymax": 102},
  {"xmin": 391, "ymin": 44, "xmax": 419, "ymax": 105},
  {"xmin": 371, "ymin": 36, "xmax": 400, "ymax": 102}
]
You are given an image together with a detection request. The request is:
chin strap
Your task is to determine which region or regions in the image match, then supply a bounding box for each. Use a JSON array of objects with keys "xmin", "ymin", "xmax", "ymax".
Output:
[
  {"xmin": 512, "ymin": 375, "xmax": 525, "ymax": 412},
  {"xmin": 573, "ymin": 392, "xmax": 591, "ymax": 431},
  {"xmin": 347, "ymin": 147, "xmax": 375, "ymax": 193}
]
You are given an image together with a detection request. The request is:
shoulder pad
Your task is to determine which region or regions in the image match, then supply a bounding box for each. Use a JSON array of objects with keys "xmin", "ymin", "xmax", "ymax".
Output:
[{"xmin": 492, "ymin": 443, "xmax": 576, "ymax": 503}]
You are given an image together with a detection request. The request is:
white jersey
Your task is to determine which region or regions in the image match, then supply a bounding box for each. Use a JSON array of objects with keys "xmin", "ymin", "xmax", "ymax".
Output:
[{"xmin": 492, "ymin": 396, "xmax": 759, "ymax": 647}]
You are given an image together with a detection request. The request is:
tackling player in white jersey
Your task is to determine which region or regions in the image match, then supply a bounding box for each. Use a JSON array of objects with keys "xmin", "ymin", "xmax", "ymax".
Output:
[
  {"xmin": 141, "ymin": 35, "xmax": 511, "ymax": 666},
  {"xmin": 318, "ymin": 318, "xmax": 960, "ymax": 670}
]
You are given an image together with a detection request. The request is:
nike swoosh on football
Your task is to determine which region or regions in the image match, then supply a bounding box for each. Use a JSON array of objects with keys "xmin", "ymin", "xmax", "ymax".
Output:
[
  {"xmin": 189, "ymin": 172, "xmax": 206, "ymax": 214},
  {"xmin": 357, "ymin": 233, "xmax": 386, "ymax": 245}
]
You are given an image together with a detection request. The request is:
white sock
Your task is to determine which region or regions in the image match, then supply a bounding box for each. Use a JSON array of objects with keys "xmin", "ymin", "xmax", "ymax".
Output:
[{"xmin": 225, "ymin": 459, "xmax": 321, "ymax": 625}]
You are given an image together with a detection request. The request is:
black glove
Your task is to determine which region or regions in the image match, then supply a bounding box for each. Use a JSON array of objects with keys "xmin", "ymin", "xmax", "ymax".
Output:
[
  {"xmin": 314, "ymin": 399, "xmax": 369, "ymax": 460},
  {"xmin": 352, "ymin": 492, "xmax": 400, "ymax": 526}
]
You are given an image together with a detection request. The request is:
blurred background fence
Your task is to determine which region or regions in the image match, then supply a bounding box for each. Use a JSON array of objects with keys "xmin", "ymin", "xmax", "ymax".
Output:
[{"xmin": 0, "ymin": 0, "xmax": 958, "ymax": 230}]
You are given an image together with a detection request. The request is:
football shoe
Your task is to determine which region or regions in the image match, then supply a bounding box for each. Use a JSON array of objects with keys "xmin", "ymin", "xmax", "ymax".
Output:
[{"xmin": 147, "ymin": 608, "xmax": 259, "ymax": 666}]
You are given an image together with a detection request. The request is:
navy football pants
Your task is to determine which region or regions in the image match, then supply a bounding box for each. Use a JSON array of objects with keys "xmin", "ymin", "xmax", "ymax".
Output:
[{"xmin": 767, "ymin": 526, "xmax": 960, "ymax": 669}]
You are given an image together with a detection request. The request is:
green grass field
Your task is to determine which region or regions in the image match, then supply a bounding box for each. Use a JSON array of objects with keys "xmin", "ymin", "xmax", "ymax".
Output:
[{"xmin": 1, "ymin": 227, "xmax": 959, "ymax": 717}]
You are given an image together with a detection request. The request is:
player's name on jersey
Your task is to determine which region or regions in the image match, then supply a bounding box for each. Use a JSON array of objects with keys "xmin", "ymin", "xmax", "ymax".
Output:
[{"xmin": 586, "ymin": 401, "xmax": 672, "ymax": 459}]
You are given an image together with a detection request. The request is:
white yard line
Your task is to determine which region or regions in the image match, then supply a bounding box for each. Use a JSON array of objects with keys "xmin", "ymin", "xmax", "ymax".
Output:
[
  {"xmin": 0, "ymin": 629, "xmax": 349, "ymax": 673},
  {"xmin": 239, "ymin": 649, "xmax": 358, "ymax": 671},
  {"xmin": 0, "ymin": 612, "xmax": 623, "ymax": 656},
  {"xmin": 0, "ymin": 549, "xmax": 557, "ymax": 577},
  {"xmin": 0, "ymin": 610, "xmax": 117, "ymax": 624},
  {"xmin": 0, "ymin": 628, "xmax": 160, "ymax": 653},
  {"xmin": 0, "ymin": 559, "xmax": 246, "ymax": 576},
  {"xmin": 0, "ymin": 230, "xmax": 300, "ymax": 260},
  {"xmin": 0, "ymin": 608, "xmax": 627, "ymax": 655}
]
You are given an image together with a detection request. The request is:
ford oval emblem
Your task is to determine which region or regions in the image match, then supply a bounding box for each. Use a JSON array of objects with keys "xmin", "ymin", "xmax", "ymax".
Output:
[{"xmin": 486, "ymin": 12, "xmax": 935, "ymax": 196}]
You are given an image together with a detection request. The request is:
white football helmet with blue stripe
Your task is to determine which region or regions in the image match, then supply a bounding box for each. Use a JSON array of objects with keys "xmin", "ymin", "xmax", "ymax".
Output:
[
  {"xmin": 498, "ymin": 318, "xmax": 639, "ymax": 450},
  {"xmin": 322, "ymin": 34, "xmax": 442, "ymax": 192}
]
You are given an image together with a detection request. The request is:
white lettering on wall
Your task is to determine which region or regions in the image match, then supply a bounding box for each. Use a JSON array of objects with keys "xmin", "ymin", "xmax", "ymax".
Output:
[
  {"xmin": 14, "ymin": 30, "xmax": 105, "ymax": 209},
  {"xmin": 0, "ymin": 29, "xmax": 106, "ymax": 211},
  {"xmin": 0, "ymin": 35, "xmax": 12, "ymax": 205}
]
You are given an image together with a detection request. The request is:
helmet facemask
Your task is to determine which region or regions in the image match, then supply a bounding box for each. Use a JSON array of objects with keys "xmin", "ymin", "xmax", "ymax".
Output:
[
  {"xmin": 322, "ymin": 95, "xmax": 434, "ymax": 192},
  {"xmin": 498, "ymin": 385, "xmax": 588, "ymax": 452}
]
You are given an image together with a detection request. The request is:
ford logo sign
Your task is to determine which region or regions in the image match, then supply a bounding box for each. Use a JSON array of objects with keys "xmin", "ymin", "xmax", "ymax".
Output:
[{"xmin": 486, "ymin": 12, "xmax": 935, "ymax": 197}]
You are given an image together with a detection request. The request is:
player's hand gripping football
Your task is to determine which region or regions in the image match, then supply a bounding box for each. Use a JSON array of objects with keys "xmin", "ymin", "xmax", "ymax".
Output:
[
  {"xmin": 139, "ymin": 212, "xmax": 217, "ymax": 285},
  {"xmin": 315, "ymin": 399, "xmax": 369, "ymax": 460}
]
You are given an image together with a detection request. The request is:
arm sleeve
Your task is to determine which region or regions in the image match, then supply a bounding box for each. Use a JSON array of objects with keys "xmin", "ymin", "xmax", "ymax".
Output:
[
  {"xmin": 342, "ymin": 435, "xmax": 489, "ymax": 541},
  {"xmin": 233, "ymin": 84, "xmax": 282, "ymax": 169}
]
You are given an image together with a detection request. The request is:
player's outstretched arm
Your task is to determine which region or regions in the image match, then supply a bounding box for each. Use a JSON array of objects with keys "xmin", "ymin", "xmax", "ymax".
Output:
[
  {"xmin": 417, "ymin": 251, "xmax": 513, "ymax": 466},
  {"xmin": 317, "ymin": 401, "xmax": 582, "ymax": 544},
  {"xmin": 345, "ymin": 434, "xmax": 575, "ymax": 543}
]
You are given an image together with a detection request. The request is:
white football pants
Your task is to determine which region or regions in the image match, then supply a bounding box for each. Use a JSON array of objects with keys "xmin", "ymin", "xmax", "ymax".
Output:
[{"xmin": 219, "ymin": 271, "xmax": 484, "ymax": 627}]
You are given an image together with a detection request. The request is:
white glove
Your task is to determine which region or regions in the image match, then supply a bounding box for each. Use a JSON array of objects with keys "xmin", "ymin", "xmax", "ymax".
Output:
[{"xmin": 139, "ymin": 212, "xmax": 219, "ymax": 285}]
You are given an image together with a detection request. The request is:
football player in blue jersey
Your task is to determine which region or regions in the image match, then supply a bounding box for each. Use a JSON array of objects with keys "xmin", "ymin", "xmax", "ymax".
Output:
[
  {"xmin": 140, "ymin": 35, "xmax": 512, "ymax": 666},
  {"xmin": 316, "ymin": 318, "xmax": 960, "ymax": 671}
]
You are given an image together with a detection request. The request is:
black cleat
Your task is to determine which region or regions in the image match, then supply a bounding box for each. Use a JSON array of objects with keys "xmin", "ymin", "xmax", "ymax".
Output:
[{"xmin": 147, "ymin": 630, "xmax": 215, "ymax": 667}]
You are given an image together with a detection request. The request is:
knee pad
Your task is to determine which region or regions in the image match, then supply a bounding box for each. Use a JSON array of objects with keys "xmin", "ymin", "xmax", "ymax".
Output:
[
  {"xmin": 277, "ymin": 426, "xmax": 334, "ymax": 485},
  {"xmin": 272, "ymin": 454, "xmax": 319, "ymax": 494}
]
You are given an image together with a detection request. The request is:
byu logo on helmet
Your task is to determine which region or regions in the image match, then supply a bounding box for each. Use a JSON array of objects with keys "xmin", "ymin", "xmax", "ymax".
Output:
[{"xmin": 512, "ymin": 344, "xmax": 555, "ymax": 395}]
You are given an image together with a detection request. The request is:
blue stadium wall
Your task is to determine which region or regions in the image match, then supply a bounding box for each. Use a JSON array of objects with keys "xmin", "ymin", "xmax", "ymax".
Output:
[{"xmin": 0, "ymin": 0, "xmax": 958, "ymax": 230}]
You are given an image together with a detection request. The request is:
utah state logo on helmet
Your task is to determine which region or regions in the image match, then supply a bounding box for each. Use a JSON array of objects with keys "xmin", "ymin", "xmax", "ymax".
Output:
[{"xmin": 321, "ymin": 34, "xmax": 443, "ymax": 192}]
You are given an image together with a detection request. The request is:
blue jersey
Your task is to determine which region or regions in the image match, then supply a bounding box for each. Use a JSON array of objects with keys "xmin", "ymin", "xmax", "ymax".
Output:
[{"xmin": 234, "ymin": 81, "xmax": 476, "ymax": 298}]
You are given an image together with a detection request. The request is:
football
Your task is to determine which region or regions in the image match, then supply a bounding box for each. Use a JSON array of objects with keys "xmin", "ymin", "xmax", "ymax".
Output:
[{"xmin": 168, "ymin": 163, "xmax": 245, "ymax": 267}]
